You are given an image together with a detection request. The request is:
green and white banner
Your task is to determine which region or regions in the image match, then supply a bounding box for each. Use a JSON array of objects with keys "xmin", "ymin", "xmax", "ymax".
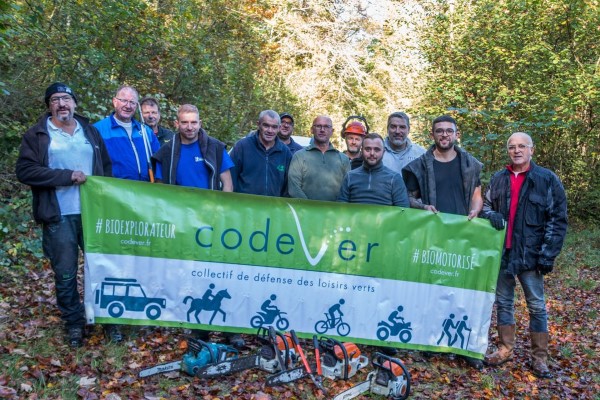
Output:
[{"xmin": 82, "ymin": 176, "xmax": 503, "ymax": 358}]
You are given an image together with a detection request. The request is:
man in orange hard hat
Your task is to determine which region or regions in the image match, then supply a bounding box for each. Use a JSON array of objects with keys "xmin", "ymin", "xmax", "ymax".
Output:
[{"xmin": 342, "ymin": 120, "xmax": 367, "ymax": 169}]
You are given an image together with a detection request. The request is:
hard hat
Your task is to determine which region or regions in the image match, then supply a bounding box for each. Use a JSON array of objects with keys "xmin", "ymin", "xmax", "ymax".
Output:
[{"xmin": 343, "ymin": 121, "xmax": 366, "ymax": 137}]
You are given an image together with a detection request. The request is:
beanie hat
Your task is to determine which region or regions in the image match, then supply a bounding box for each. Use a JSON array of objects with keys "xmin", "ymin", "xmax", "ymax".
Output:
[{"xmin": 44, "ymin": 82, "xmax": 77, "ymax": 106}]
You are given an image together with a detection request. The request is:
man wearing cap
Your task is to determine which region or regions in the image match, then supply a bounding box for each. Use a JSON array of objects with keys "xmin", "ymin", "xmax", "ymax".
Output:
[
  {"xmin": 94, "ymin": 85, "xmax": 160, "ymax": 181},
  {"xmin": 383, "ymin": 112, "xmax": 425, "ymax": 173},
  {"xmin": 288, "ymin": 115, "xmax": 350, "ymax": 201},
  {"xmin": 342, "ymin": 120, "xmax": 367, "ymax": 170},
  {"xmin": 140, "ymin": 97, "xmax": 175, "ymax": 146},
  {"xmin": 278, "ymin": 113, "xmax": 304, "ymax": 154},
  {"xmin": 229, "ymin": 110, "xmax": 292, "ymax": 196},
  {"xmin": 338, "ymin": 133, "xmax": 409, "ymax": 206},
  {"xmin": 16, "ymin": 83, "xmax": 112, "ymax": 347}
]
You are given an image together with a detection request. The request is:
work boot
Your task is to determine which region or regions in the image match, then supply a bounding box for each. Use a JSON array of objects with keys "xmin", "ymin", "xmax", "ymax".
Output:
[
  {"xmin": 104, "ymin": 324, "xmax": 124, "ymax": 343},
  {"xmin": 377, "ymin": 346, "xmax": 397, "ymax": 356},
  {"xmin": 67, "ymin": 327, "xmax": 83, "ymax": 348},
  {"xmin": 531, "ymin": 331, "xmax": 553, "ymax": 378},
  {"xmin": 485, "ymin": 325, "xmax": 516, "ymax": 366},
  {"xmin": 459, "ymin": 355, "xmax": 484, "ymax": 370},
  {"xmin": 225, "ymin": 333, "xmax": 245, "ymax": 349}
]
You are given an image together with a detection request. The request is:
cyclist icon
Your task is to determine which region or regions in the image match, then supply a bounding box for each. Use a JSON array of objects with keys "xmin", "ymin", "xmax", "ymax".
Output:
[{"xmin": 315, "ymin": 299, "xmax": 351, "ymax": 336}]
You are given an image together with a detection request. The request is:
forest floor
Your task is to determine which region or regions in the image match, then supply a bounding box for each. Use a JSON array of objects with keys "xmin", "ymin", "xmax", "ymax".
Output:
[{"xmin": 0, "ymin": 224, "xmax": 598, "ymax": 399}]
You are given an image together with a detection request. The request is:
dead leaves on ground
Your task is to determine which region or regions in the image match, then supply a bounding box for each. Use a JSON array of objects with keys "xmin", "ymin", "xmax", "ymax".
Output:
[{"xmin": 0, "ymin": 260, "xmax": 598, "ymax": 399}]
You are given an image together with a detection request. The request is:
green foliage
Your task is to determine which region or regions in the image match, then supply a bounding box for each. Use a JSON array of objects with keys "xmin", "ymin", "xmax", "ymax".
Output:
[{"xmin": 415, "ymin": 0, "xmax": 599, "ymax": 222}]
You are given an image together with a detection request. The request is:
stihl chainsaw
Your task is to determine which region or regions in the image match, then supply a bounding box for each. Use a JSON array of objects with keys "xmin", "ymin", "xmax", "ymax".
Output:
[
  {"xmin": 139, "ymin": 336, "xmax": 239, "ymax": 378},
  {"xmin": 195, "ymin": 326, "xmax": 297, "ymax": 378},
  {"xmin": 333, "ymin": 352, "xmax": 411, "ymax": 400},
  {"xmin": 266, "ymin": 336, "xmax": 368, "ymax": 386}
]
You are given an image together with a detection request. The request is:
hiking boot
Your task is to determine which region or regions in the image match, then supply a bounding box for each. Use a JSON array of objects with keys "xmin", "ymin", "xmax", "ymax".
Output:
[
  {"xmin": 225, "ymin": 333, "xmax": 245, "ymax": 349},
  {"xmin": 67, "ymin": 327, "xmax": 83, "ymax": 348},
  {"xmin": 105, "ymin": 325, "xmax": 124, "ymax": 343},
  {"xmin": 485, "ymin": 325, "xmax": 515, "ymax": 366},
  {"xmin": 377, "ymin": 346, "xmax": 398, "ymax": 356},
  {"xmin": 460, "ymin": 355, "xmax": 484, "ymax": 370},
  {"xmin": 531, "ymin": 331, "xmax": 553, "ymax": 378}
]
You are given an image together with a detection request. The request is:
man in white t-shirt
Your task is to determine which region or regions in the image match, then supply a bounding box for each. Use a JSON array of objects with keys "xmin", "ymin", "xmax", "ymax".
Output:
[{"xmin": 16, "ymin": 83, "xmax": 112, "ymax": 347}]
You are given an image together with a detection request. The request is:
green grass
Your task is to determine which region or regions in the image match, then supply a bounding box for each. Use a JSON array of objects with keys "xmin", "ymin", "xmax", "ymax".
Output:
[{"xmin": 556, "ymin": 226, "xmax": 600, "ymax": 290}]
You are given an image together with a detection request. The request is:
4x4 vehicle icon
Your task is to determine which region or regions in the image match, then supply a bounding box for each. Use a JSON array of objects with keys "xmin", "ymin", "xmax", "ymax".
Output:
[{"xmin": 95, "ymin": 278, "xmax": 166, "ymax": 320}]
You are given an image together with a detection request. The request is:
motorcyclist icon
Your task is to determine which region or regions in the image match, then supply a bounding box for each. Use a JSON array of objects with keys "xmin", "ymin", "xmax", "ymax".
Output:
[
  {"xmin": 314, "ymin": 299, "xmax": 351, "ymax": 336},
  {"xmin": 250, "ymin": 294, "xmax": 290, "ymax": 330},
  {"xmin": 377, "ymin": 306, "xmax": 412, "ymax": 343}
]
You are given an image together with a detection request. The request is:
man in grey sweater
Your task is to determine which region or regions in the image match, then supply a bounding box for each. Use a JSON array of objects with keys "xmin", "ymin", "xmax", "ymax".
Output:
[{"xmin": 337, "ymin": 133, "xmax": 409, "ymax": 207}]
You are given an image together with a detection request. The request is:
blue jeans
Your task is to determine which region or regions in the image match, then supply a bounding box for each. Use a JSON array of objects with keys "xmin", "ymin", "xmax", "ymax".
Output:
[
  {"xmin": 42, "ymin": 214, "xmax": 86, "ymax": 329},
  {"xmin": 495, "ymin": 268, "xmax": 548, "ymax": 333}
]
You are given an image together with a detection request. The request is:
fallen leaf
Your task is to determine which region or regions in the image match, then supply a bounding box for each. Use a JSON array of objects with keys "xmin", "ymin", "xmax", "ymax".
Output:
[{"xmin": 78, "ymin": 376, "xmax": 97, "ymax": 387}]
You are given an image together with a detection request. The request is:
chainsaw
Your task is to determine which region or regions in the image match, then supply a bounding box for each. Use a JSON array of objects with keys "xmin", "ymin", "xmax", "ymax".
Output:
[
  {"xmin": 266, "ymin": 336, "xmax": 367, "ymax": 386},
  {"xmin": 139, "ymin": 337, "xmax": 239, "ymax": 378},
  {"xmin": 332, "ymin": 352, "xmax": 411, "ymax": 400},
  {"xmin": 195, "ymin": 326, "xmax": 297, "ymax": 378}
]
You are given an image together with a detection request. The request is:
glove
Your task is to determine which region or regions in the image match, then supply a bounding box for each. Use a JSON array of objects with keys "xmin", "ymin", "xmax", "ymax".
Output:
[
  {"xmin": 537, "ymin": 263, "xmax": 554, "ymax": 275},
  {"xmin": 488, "ymin": 212, "xmax": 505, "ymax": 230}
]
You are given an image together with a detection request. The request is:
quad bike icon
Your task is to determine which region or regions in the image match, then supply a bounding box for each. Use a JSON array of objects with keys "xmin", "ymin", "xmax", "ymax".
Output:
[{"xmin": 377, "ymin": 320, "xmax": 413, "ymax": 343}]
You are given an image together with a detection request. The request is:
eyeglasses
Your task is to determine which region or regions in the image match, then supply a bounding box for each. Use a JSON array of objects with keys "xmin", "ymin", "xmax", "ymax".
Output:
[
  {"xmin": 312, "ymin": 124, "xmax": 332, "ymax": 130},
  {"xmin": 49, "ymin": 95, "xmax": 73, "ymax": 104},
  {"xmin": 507, "ymin": 144, "xmax": 532, "ymax": 152},
  {"xmin": 115, "ymin": 98, "xmax": 138, "ymax": 107},
  {"xmin": 281, "ymin": 122, "xmax": 294, "ymax": 127},
  {"xmin": 434, "ymin": 128, "xmax": 456, "ymax": 136}
]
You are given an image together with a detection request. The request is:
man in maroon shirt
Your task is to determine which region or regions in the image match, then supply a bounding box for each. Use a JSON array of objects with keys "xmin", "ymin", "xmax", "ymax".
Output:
[{"xmin": 482, "ymin": 132, "xmax": 567, "ymax": 378}]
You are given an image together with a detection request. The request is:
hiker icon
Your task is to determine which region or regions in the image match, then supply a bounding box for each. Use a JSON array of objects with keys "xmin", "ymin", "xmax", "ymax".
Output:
[
  {"xmin": 437, "ymin": 313, "xmax": 472, "ymax": 349},
  {"xmin": 376, "ymin": 305, "xmax": 412, "ymax": 343},
  {"xmin": 250, "ymin": 294, "xmax": 289, "ymax": 330},
  {"xmin": 183, "ymin": 283, "xmax": 231, "ymax": 324},
  {"xmin": 315, "ymin": 299, "xmax": 351, "ymax": 336}
]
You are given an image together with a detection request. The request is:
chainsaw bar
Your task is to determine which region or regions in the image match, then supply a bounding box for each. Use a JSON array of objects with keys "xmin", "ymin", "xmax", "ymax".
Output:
[
  {"xmin": 265, "ymin": 363, "xmax": 317, "ymax": 386},
  {"xmin": 196, "ymin": 355, "xmax": 261, "ymax": 377},
  {"xmin": 139, "ymin": 361, "xmax": 182, "ymax": 378},
  {"xmin": 332, "ymin": 380, "xmax": 370, "ymax": 400}
]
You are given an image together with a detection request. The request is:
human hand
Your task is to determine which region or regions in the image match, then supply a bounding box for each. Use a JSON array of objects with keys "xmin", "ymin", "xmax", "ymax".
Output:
[
  {"xmin": 489, "ymin": 212, "xmax": 505, "ymax": 230},
  {"xmin": 424, "ymin": 204, "xmax": 438, "ymax": 213},
  {"xmin": 71, "ymin": 171, "xmax": 87, "ymax": 184}
]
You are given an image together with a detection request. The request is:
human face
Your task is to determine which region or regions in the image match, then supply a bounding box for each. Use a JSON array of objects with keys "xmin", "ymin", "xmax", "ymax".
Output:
[
  {"xmin": 387, "ymin": 117, "xmax": 409, "ymax": 150},
  {"xmin": 141, "ymin": 103, "xmax": 160, "ymax": 130},
  {"xmin": 311, "ymin": 116, "xmax": 333, "ymax": 145},
  {"xmin": 258, "ymin": 115, "xmax": 280, "ymax": 148},
  {"xmin": 431, "ymin": 121, "xmax": 458, "ymax": 151},
  {"xmin": 507, "ymin": 133, "xmax": 534, "ymax": 171},
  {"xmin": 112, "ymin": 88, "xmax": 139, "ymax": 123},
  {"xmin": 361, "ymin": 138, "xmax": 384, "ymax": 167},
  {"xmin": 49, "ymin": 93, "xmax": 76, "ymax": 124},
  {"xmin": 175, "ymin": 112, "xmax": 200, "ymax": 144},
  {"xmin": 345, "ymin": 133, "xmax": 363, "ymax": 155},
  {"xmin": 279, "ymin": 117, "xmax": 294, "ymax": 140}
]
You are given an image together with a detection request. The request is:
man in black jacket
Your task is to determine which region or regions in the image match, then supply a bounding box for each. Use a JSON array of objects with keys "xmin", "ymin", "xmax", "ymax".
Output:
[
  {"xmin": 482, "ymin": 132, "xmax": 567, "ymax": 378},
  {"xmin": 16, "ymin": 83, "xmax": 112, "ymax": 347}
]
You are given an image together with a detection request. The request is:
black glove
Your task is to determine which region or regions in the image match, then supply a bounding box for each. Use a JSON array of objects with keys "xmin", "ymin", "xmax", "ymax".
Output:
[
  {"xmin": 488, "ymin": 212, "xmax": 505, "ymax": 230},
  {"xmin": 537, "ymin": 263, "xmax": 554, "ymax": 275}
]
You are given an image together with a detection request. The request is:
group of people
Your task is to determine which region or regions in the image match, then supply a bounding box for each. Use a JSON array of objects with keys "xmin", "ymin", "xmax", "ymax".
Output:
[{"xmin": 16, "ymin": 82, "xmax": 567, "ymax": 379}]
